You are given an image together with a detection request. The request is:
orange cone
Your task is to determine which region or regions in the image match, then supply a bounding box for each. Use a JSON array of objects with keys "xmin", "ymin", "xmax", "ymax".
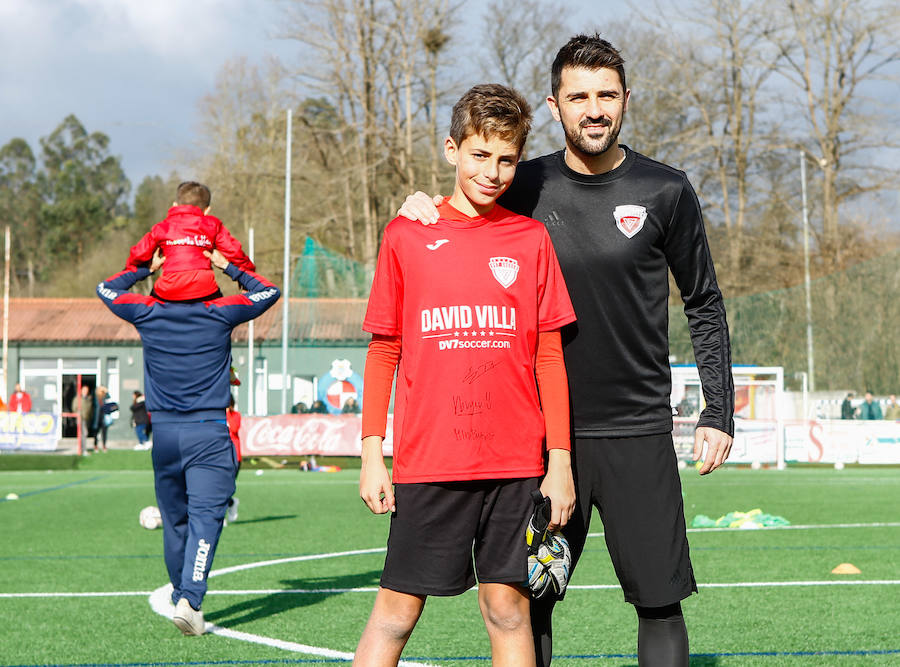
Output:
[{"xmin": 831, "ymin": 563, "xmax": 861, "ymax": 574}]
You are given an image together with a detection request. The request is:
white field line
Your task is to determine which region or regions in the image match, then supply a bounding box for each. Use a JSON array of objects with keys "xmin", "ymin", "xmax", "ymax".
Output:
[
  {"xmin": 6, "ymin": 530, "xmax": 898, "ymax": 664},
  {"xmin": 207, "ymin": 546, "xmax": 386, "ymax": 578},
  {"xmin": 147, "ymin": 551, "xmax": 437, "ymax": 667},
  {"xmin": 5, "ymin": 578, "xmax": 900, "ymax": 601},
  {"xmin": 587, "ymin": 521, "xmax": 900, "ymax": 538}
]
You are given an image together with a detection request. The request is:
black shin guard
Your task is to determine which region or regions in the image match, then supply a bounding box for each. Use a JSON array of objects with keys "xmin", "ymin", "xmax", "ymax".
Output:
[{"xmin": 636, "ymin": 603, "xmax": 689, "ymax": 667}]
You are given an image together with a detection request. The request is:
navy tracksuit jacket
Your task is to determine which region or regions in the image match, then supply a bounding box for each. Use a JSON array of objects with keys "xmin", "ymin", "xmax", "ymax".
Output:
[{"xmin": 98, "ymin": 263, "xmax": 280, "ymax": 608}]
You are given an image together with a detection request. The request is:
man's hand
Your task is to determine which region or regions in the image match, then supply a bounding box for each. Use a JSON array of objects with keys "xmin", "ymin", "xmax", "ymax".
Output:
[
  {"xmin": 693, "ymin": 426, "xmax": 733, "ymax": 475},
  {"xmin": 359, "ymin": 436, "xmax": 395, "ymax": 514},
  {"xmin": 397, "ymin": 191, "xmax": 443, "ymax": 225},
  {"xmin": 149, "ymin": 249, "xmax": 165, "ymax": 274},
  {"xmin": 203, "ymin": 248, "xmax": 229, "ymax": 271},
  {"xmin": 540, "ymin": 449, "xmax": 576, "ymax": 530}
]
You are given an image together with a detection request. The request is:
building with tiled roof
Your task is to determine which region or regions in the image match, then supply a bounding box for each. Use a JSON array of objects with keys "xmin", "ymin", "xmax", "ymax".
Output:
[{"xmin": 2, "ymin": 297, "xmax": 370, "ymax": 446}]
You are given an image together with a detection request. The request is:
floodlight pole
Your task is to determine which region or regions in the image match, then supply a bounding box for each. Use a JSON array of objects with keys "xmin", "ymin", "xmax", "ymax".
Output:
[
  {"xmin": 800, "ymin": 150, "xmax": 815, "ymax": 391},
  {"xmin": 281, "ymin": 108, "xmax": 292, "ymax": 415},
  {"xmin": 2, "ymin": 226, "xmax": 9, "ymax": 404}
]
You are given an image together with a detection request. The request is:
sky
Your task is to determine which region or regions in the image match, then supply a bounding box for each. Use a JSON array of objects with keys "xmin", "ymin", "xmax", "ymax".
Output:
[
  {"xmin": 0, "ymin": 0, "xmax": 621, "ymax": 195},
  {"xmin": 1, "ymin": 0, "xmax": 298, "ymax": 189}
]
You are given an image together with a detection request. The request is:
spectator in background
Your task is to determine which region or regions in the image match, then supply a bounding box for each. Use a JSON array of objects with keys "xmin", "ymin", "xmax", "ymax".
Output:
[
  {"xmin": 840, "ymin": 392, "xmax": 855, "ymax": 420},
  {"xmin": 9, "ymin": 383, "xmax": 32, "ymax": 412},
  {"xmin": 884, "ymin": 395, "xmax": 900, "ymax": 421},
  {"xmin": 291, "ymin": 401, "xmax": 309, "ymax": 414},
  {"xmin": 309, "ymin": 400, "xmax": 328, "ymax": 414},
  {"xmin": 857, "ymin": 391, "xmax": 883, "ymax": 420},
  {"xmin": 93, "ymin": 386, "xmax": 112, "ymax": 452},
  {"xmin": 132, "ymin": 391, "xmax": 151, "ymax": 450},
  {"xmin": 79, "ymin": 385, "xmax": 95, "ymax": 455},
  {"xmin": 341, "ymin": 397, "xmax": 360, "ymax": 414}
]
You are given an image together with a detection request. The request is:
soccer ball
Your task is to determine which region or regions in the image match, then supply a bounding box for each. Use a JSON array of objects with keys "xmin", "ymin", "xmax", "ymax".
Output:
[
  {"xmin": 139, "ymin": 505, "xmax": 163, "ymax": 530},
  {"xmin": 527, "ymin": 531, "xmax": 572, "ymax": 600}
]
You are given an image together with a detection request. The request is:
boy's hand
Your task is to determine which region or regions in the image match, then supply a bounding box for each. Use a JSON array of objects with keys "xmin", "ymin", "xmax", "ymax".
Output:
[
  {"xmin": 397, "ymin": 191, "xmax": 442, "ymax": 225},
  {"xmin": 149, "ymin": 249, "xmax": 165, "ymax": 273},
  {"xmin": 359, "ymin": 436, "xmax": 395, "ymax": 514},
  {"xmin": 540, "ymin": 449, "xmax": 575, "ymax": 531},
  {"xmin": 203, "ymin": 248, "xmax": 229, "ymax": 270}
]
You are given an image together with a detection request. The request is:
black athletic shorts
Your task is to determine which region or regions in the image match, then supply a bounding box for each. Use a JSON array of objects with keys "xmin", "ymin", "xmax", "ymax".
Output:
[
  {"xmin": 380, "ymin": 477, "xmax": 539, "ymax": 596},
  {"xmin": 565, "ymin": 433, "xmax": 697, "ymax": 607}
]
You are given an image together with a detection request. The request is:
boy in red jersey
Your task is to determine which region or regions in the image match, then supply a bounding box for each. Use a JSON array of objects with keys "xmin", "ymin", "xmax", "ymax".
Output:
[
  {"xmin": 354, "ymin": 84, "xmax": 576, "ymax": 667},
  {"xmin": 126, "ymin": 181, "xmax": 254, "ymax": 301}
]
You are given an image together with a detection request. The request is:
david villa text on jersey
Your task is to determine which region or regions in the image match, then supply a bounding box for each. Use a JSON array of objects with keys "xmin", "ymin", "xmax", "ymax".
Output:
[{"xmin": 421, "ymin": 305, "xmax": 516, "ymax": 333}]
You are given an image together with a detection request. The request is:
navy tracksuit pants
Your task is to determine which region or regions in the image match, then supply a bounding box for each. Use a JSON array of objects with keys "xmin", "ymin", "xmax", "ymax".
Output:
[{"xmin": 151, "ymin": 419, "xmax": 236, "ymax": 610}]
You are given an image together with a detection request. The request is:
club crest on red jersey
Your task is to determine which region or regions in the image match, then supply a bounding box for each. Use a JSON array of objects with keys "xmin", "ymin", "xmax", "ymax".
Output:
[
  {"xmin": 489, "ymin": 257, "xmax": 519, "ymax": 288},
  {"xmin": 613, "ymin": 205, "xmax": 647, "ymax": 238}
]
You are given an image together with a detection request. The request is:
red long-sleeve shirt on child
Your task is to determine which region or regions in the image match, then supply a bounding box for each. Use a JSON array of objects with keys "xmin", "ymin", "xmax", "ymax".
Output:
[{"xmin": 127, "ymin": 205, "xmax": 255, "ymax": 301}]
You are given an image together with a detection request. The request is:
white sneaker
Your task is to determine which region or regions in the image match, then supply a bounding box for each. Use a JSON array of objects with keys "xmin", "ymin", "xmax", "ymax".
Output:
[
  {"xmin": 172, "ymin": 597, "xmax": 205, "ymax": 636},
  {"xmin": 226, "ymin": 497, "xmax": 239, "ymax": 523}
]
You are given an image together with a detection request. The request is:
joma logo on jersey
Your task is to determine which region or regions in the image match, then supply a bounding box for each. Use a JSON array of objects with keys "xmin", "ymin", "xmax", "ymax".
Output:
[
  {"xmin": 249, "ymin": 288, "xmax": 278, "ymax": 302},
  {"xmin": 192, "ymin": 539, "xmax": 211, "ymax": 582},
  {"xmin": 613, "ymin": 205, "xmax": 647, "ymax": 238},
  {"xmin": 489, "ymin": 257, "xmax": 519, "ymax": 288},
  {"xmin": 97, "ymin": 283, "xmax": 116, "ymax": 300}
]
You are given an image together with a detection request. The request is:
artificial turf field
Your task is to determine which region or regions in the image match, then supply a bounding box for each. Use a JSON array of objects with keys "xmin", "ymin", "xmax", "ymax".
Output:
[{"xmin": 1, "ymin": 454, "xmax": 898, "ymax": 666}]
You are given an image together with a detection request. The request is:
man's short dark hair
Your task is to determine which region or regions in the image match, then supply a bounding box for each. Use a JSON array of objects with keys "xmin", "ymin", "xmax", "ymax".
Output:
[
  {"xmin": 175, "ymin": 181, "xmax": 212, "ymax": 209},
  {"xmin": 551, "ymin": 34, "xmax": 627, "ymax": 99},
  {"xmin": 449, "ymin": 83, "xmax": 532, "ymax": 153}
]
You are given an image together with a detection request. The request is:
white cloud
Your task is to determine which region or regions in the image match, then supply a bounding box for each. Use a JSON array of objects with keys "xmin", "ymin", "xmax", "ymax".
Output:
[{"xmin": 70, "ymin": 0, "xmax": 246, "ymax": 60}]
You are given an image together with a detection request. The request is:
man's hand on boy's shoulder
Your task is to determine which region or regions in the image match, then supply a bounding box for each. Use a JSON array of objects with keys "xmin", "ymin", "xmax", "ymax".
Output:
[
  {"xmin": 149, "ymin": 249, "xmax": 165, "ymax": 274},
  {"xmin": 398, "ymin": 191, "xmax": 443, "ymax": 225},
  {"xmin": 203, "ymin": 248, "xmax": 229, "ymax": 271}
]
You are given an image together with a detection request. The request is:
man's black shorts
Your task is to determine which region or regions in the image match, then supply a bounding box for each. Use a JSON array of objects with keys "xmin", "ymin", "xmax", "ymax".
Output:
[
  {"xmin": 567, "ymin": 433, "xmax": 697, "ymax": 607},
  {"xmin": 380, "ymin": 477, "xmax": 539, "ymax": 596}
]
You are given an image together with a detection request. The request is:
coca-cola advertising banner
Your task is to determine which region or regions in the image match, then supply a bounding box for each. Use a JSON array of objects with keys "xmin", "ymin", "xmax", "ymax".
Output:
[{"xmin": 240, "ymin": 414, "xmax": 394, "ymax": 457}]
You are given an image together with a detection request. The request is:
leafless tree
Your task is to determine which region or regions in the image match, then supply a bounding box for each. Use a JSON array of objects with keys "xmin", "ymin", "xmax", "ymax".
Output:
[
  {"xmin": 626, "ymin": 1, "xmax": 789, "ymax": 295},
  {"xmin": 282, "ymin": 0, "xmax": 457, "ymax": 274},
  {"xmin": 479, "ymin": 0, "xmax": 573, "ymax": 157},
  {"xmin": 768, "ymin": 0, "xmax": 900, "ymax": 265}
]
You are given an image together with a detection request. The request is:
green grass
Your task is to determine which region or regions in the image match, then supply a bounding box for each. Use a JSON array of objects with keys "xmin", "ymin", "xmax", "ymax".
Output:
[{"xmin": 1, "ymin": 466, "xmax": 898, "ymax": 665}]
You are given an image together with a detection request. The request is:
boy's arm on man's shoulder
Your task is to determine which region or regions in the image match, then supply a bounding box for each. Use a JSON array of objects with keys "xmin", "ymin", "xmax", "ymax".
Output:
[
  {"xmin": 125, "ymin": 227, "xmax": 161, "ymax": 269},
  {"xmin": 212, "ymin": 220, "xmax": 256, "ymax": 271}
]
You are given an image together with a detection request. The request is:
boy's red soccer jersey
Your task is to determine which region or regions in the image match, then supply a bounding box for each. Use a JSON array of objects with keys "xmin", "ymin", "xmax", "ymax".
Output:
[
  {"xmin": 363, "ymin": 200, "xmax": 575, "ymax": 483},
  {"xmin": 127, "ymin": 205, "xmax": 255, "ymax": 300}
]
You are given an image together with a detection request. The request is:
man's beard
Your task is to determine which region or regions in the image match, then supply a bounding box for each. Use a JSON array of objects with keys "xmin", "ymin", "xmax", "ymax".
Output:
[{"xmin": 564, "ymin": 117, "xmax": 621, "ymax": 158}]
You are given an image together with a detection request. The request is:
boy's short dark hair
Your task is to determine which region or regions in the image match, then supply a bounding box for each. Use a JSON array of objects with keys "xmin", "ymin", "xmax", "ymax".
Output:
[
  {"xmin": 551, "ymin": 34, "xmax": 626, "ymax": 99},
  {"xmin": 449, "ymin": 84, "xmax": 532, "ymax": 152},
  {"xmin": 175, "ymin": 181, "xmax": 212, "ymax": 209}
]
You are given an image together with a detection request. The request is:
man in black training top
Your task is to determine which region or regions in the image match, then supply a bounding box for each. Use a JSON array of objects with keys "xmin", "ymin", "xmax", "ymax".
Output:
[{"xmin": 400, "ymin": 34, "xmax": 734, "ymax": 667}]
